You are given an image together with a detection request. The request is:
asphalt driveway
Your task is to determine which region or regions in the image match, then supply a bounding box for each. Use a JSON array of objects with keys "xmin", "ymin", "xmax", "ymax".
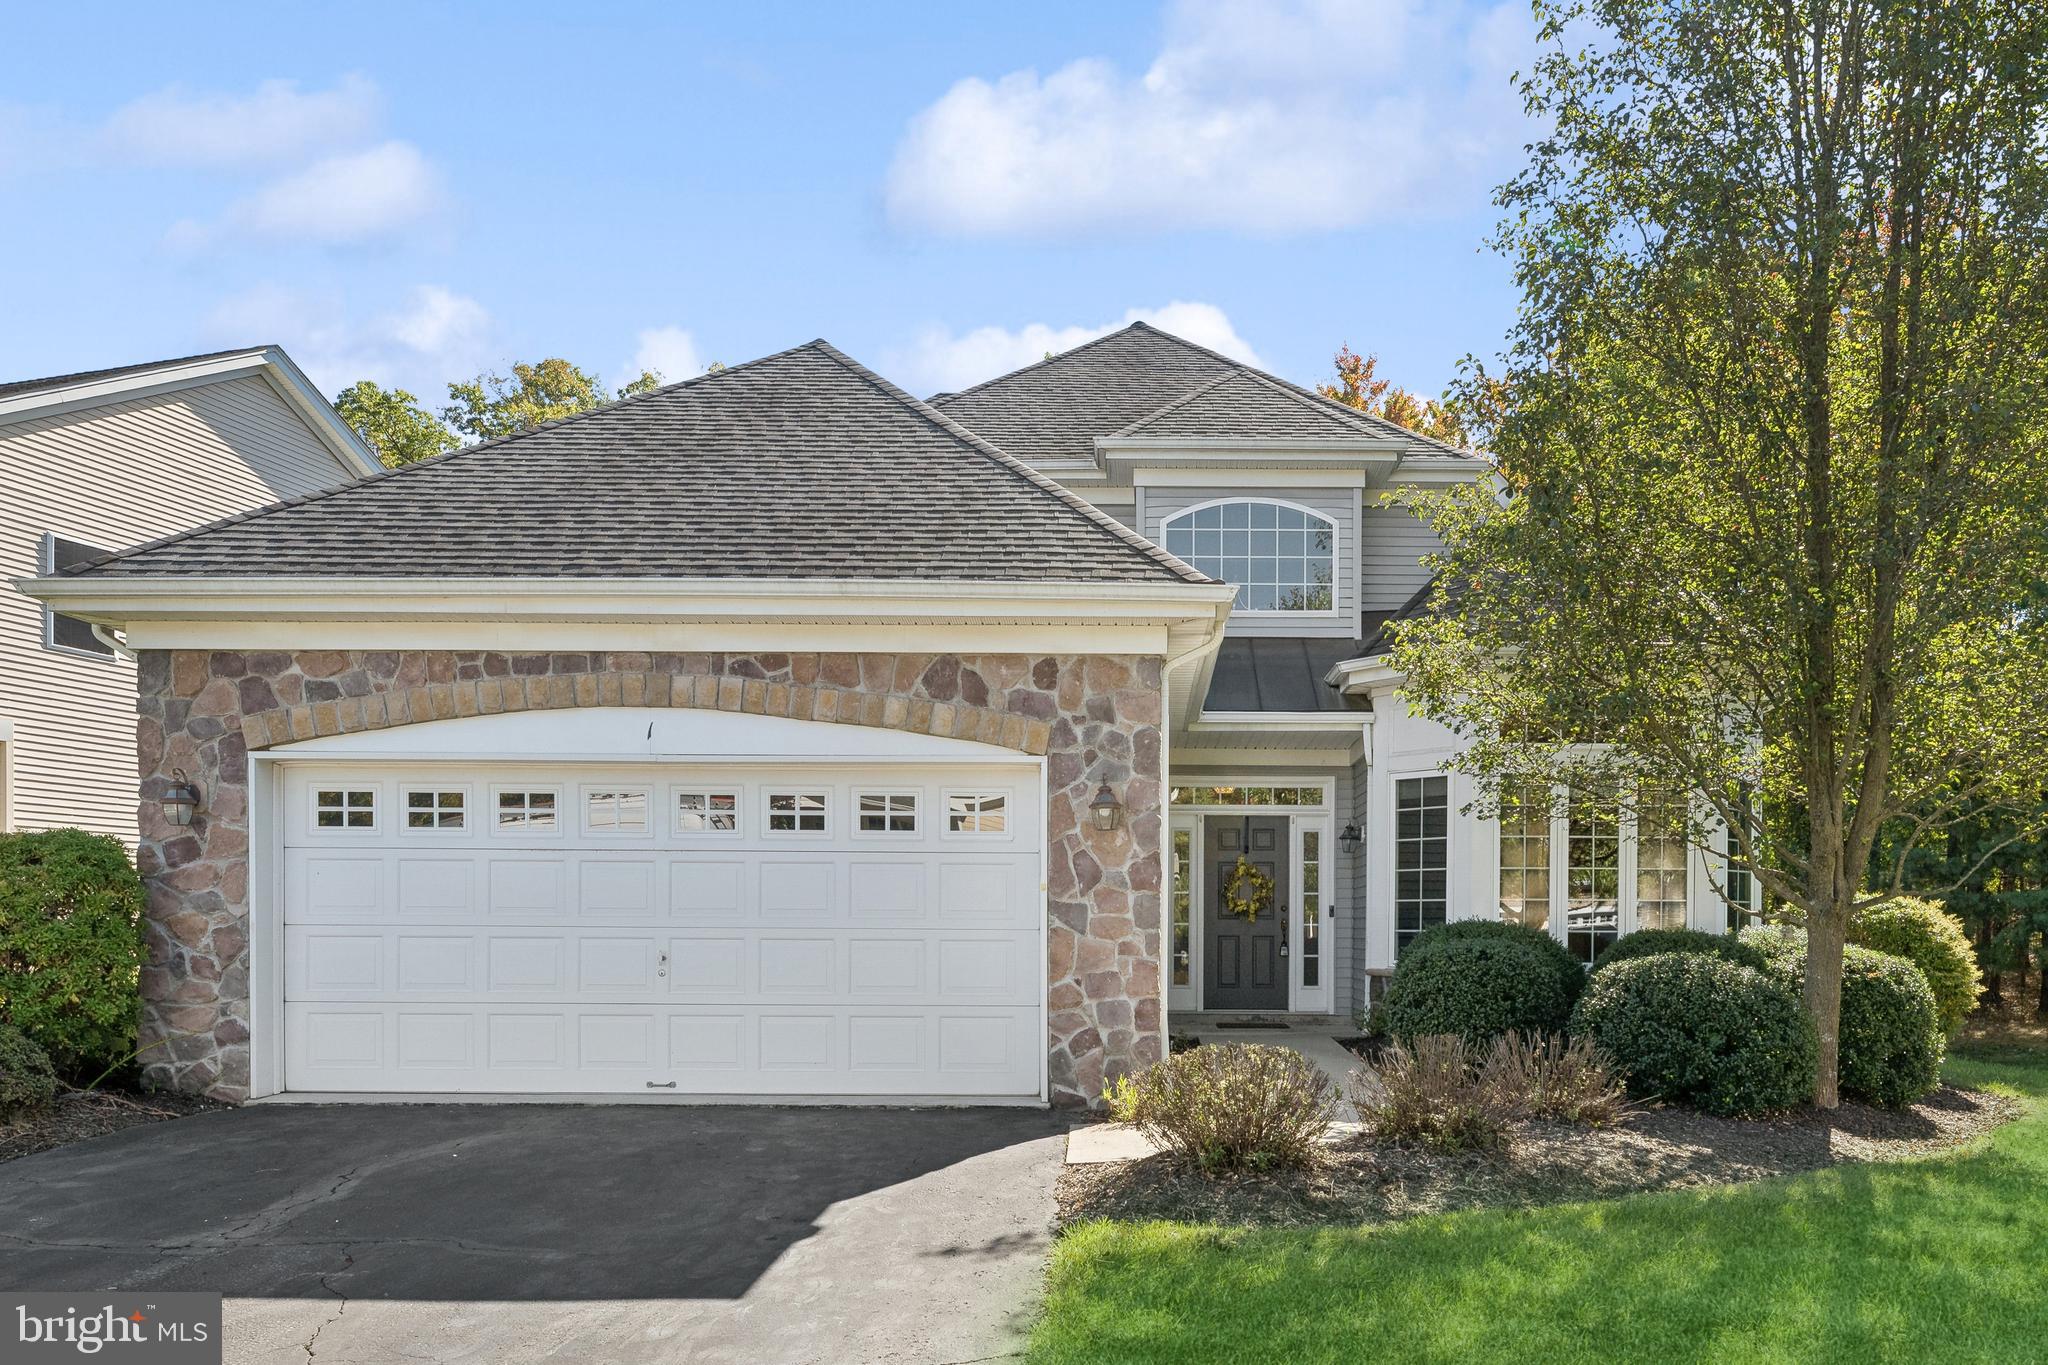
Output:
[{"xmin": 0, "ymin": 1102, "xmax": 1070, "ymax": 1364}]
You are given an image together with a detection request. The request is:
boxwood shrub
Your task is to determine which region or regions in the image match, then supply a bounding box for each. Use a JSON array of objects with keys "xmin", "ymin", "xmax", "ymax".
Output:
[
  {"xmin": 0, "ymin": 1024, "xmax": 57, "ymax": 1117},
  {"xmin": 1851, "ymin": 898, "xmax": 1982, "ymax": 1037},
  {"xmin": 1591, "ymin": 927, "xmax": 1769, "ymax": 976},
  {"xmin": 1569, "ymin": 952, "xmax": 1815, "ymax": 1116},
  {"xmin": 1382, "ymin": 920, "xmax": 1585, "ymax": 1046},
  {"xmin": 0, "ymin": 829, "xmax": 147, "ymax": 1073},
  {"xmin": 1745, "ymin": 926, "xmax": 1943, "ymax": 1108}
]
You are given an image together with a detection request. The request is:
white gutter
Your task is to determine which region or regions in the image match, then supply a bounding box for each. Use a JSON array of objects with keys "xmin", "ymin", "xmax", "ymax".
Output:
[
  {"xmin": 16, "ymin": 574, "xmax": 1238, "ymax": 625},
  {"xmin": 1325, "ymin": 654, "xmax": 1404, "ymax": 693}
]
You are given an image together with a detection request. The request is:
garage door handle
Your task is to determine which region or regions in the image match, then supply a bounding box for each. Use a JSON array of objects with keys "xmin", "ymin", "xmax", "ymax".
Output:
[{"xmin": 646, "ymin": 1080, "xmax": 677, "ymax": 1089}]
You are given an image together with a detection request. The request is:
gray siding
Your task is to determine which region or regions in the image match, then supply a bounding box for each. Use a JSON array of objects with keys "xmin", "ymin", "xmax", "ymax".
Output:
[
  {"xmin": 1359, "ymin": 503, "xmax": 1444, "ymax": 611},
  {"xmin": 0, "ymin": 375, "xmax": 357, "ymax": 839},
  {"xmin": 1142, "ymin": 486, "xmax": 1357, "ymax": 639}
]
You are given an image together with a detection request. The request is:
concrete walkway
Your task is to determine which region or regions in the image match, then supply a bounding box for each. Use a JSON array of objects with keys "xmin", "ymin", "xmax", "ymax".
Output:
[
  {"xmin": 0, "ymin": 1103, "xmax": 1068, "ymax": 1364},
  {"xmin": 1067, "ymin": 1027, "xmax": 1370, "ymax": 1164}
]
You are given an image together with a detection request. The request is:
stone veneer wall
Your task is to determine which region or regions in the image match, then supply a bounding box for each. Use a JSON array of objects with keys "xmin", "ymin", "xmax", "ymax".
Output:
[{"xmin": 135, "ymin": 649, "xmax": 1164, "ymax": 1108}]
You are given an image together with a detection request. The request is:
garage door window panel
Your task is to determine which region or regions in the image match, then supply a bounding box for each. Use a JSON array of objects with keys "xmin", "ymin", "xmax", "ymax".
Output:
[
  {"xmin": 945, "ymin": 792, "xmax": 1010, "ymax": 838},
  {"xmin": 315, "ymin": 788, "xmax": 378, "ymax": 831},
  {"xmin": 583, "ymin": 786, "xmax": 651, "ymax": 835},
  {"xmin": 495, "ymin": 788, "xmax": 561, "ymax": 835},
  {"xmin": 855, "ymin": 791, "xmax": 919, "ymax": 836},
  {"xmin": 404, "ymin": 788, "xmax": 468, "ymax": 832},
  {"xmin": 766, "ymin": 792, "xmax": 829, "ymax": 835},
  {"xmin": 674, "ymin": 791, "xmax": 740, "ymax": 835}
]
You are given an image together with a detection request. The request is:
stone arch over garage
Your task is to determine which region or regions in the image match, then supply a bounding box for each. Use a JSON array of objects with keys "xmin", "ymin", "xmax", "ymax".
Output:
[{"xmin": 136, "ymin": 648, "xmax": 1165, "ymax": 1107}]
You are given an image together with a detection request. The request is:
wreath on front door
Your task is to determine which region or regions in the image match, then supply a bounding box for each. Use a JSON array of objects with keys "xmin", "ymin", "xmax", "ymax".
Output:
[{"xmin": 1221, "ymin": 854, "xmax": 1276, "ymax": 922}]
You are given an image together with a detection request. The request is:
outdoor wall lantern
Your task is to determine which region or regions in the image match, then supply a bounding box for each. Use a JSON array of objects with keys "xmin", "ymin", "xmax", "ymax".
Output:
[
  {"xmin": 163, "ymin": 768, "xmax": 202, "ymax": 828},
  {"xmin": 1338, "ymin": 821, "xmax": 1363, "ymax": 855},
  {"xmin": 1089, "ymin": 783, "xmax": 1124, "ymax": 832}
]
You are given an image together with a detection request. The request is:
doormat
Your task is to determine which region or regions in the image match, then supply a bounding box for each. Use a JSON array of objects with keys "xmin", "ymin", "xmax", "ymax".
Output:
[{"xmin": 1214, "ymin": 1018, "xmax": 1291, "ymax": 1029}]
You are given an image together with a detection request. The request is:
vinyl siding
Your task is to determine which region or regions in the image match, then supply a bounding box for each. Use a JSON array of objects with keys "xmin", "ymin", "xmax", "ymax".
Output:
[
  {"xmin": 1142, "ymin": 486, "xmax": 1357, "ymax": 638},
  {"xmin": 1359, "ymin": 503, "xmax": 1445, "ymax": 610},
  {"xmin": 0, "ymin": 375, "xmax": 357, "ymax": 840}
]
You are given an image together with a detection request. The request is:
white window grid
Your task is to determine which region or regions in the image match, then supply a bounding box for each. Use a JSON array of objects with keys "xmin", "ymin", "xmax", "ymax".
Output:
[
  {"xmin": 493, "ymin": 786, "xmax": 562, "ymax": 835},
  {"xmin": 854, "ymin": 791, "xmax": 919, "ymax": 835},
  {"xmin": 765, "ymin": 791, "xmax": 829, "ymax": 835},
  {"xmin": 944, "ymin": 791, "xmax": 1010, "ymax": 837},
  {"xmin": 583, "ymin": 786, "xmax": 652, "ymax": 835},
  {"xmin": 673, "ymin": 790, "xmax": 741, "ymax": 836},
  {"xmin": 402, "ymin": 787, "xmax": 468, "ymax": 832},
  {"xmin": 313, "ymin": 787, "xmax": 378, "ymax": 832}
]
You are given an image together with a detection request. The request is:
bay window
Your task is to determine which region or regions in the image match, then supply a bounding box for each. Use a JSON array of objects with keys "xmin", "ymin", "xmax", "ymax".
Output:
[{"xmin": 1499, "ymin": 780, "xmax": 1698, "ymax": 963}]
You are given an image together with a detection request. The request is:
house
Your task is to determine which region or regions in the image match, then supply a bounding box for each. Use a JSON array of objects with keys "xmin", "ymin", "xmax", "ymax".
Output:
[
  {"xmin": 20, "ymin": 325, "xmax": 1751, "ymax": 1108},
  {"xmin": 0, "ymin": 348, "xmax": 378, "ymax": 841}
]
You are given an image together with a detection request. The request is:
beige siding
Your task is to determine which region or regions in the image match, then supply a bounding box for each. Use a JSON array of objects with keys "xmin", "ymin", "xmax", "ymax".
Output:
[
  {"xmin": 0, "ymin": 375, "xmax": 357, "ymax": 840},
  {"xmin": 1359, "ymin": 503, "xmax": 1445, "ymax": 611}
]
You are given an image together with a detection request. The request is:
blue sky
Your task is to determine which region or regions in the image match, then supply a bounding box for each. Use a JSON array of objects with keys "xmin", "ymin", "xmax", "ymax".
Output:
[{"xmin": 0, "ymin": 1, "xmax": 1533, "ymax": 406}]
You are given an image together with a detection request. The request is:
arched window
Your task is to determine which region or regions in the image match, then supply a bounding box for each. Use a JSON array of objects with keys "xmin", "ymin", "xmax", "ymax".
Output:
[{"xmin": 1161, "ymin": 499, "xmax": 1336, "ymax": 611}]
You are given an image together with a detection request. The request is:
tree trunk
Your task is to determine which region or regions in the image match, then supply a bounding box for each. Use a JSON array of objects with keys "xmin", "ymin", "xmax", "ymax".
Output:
[
  {"xmin": 1805, "ymin": 904, "xmax": 1847, "ymax": 1108},
  {"xmin": 1977, "ymin": 920, "xmax": 2002, "ymax": 1006}
]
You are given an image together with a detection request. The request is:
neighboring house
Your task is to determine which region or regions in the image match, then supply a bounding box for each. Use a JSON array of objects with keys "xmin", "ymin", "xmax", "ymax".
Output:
[
  {"xmin": 21, "ymin": 325, "xmax": 1751, "ymax": 1108},
  {"xmin": 0, "ymin": 348, "xmax": 378, "ymax": 841}
]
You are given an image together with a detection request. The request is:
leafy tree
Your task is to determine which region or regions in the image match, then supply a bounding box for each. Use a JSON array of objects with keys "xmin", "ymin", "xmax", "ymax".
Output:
[
  {"xmin": 442, "ymin": 358, "xmax": 663, "ymax": 441},
  {"xmin": 1875, "ymin": 802, "xmax": 2048, "ymax": 1018},
  {"xmin": 1396, "ymin": 0, "xmax": 2048, "ymax": 1104},
  {"xmin": 1319, "ymin": 346, "xmax": 1467, "ymax": 445},
  {"xmin": 332, "ymin": 381, "xmax": 458, "ymax": 469}
]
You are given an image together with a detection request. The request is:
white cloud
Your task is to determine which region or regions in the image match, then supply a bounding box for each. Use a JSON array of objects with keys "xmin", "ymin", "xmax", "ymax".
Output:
[
  {"xmin": 886, "ymin": 0, "xmax": 1533, "ymax": 236},
  {"xmin": 890, "ymin": 301, "xmax": 1261, "ymax": 395},
  {"xmin": 168, "ymin": 141, "xmax": 443, "ymax": 248},
  {"xmin": 626, "ymin": 325, "xmax": 705, "ymax": 386},
  {"xmin": 207, "ymin": 283, "xmax": 494, "ymax": 399},
  {"xmin": 101, "ymin": 74, "xmax": 380, "ymax": 168}
]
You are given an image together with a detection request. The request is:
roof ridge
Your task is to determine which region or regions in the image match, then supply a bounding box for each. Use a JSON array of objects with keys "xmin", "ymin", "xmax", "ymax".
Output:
[
  {"xmin": 59, "ymin": 341, "xmax": 821, "ymax": 578},
  {"xmin": 1104, "ymin": 367, "xmax": 1248, "ymax": 439},
  {"xmin": 806, "ymin": 340, "xmax": 1215, "ymax": 587},
  {"xmin": 1096, "ymin": 323, "xmax": 1477, "ymax": 457},
  {"xmin": 927, "ymin": 321, "xmax": 1166, "ymax": 406}
]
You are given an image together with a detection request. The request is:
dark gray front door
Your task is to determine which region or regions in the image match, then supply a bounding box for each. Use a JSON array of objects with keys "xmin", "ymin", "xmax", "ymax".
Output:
[{"xmin": 1204, "ymin": 815, "xmax": 1289, "ymax": 1011}]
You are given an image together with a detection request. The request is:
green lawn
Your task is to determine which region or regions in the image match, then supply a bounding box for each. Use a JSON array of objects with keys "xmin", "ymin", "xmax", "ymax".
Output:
[{"xmin": 1029, "ymin": 1046, "xmax": 2048, "ymax": 1364}]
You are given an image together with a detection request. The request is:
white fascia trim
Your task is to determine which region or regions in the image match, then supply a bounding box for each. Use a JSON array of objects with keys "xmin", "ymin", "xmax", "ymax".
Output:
[
  {"xmin": 1191, "ymin": 711, "xmax": 1372, "ymax": 732},
  {"xmin": 1099, "ymin": 436, "xmax": 1405, "ymax": 456},
  {"xmin": 0, "ymin": 348, "xmax": 380, "ymax": 479},
  {"xmin": 253, "ymin": 348, "xmax": 382, "ymax": 477},
  {"xmin": 15, "ymin": 574, "xmax": 1235, "ymax": 623}
]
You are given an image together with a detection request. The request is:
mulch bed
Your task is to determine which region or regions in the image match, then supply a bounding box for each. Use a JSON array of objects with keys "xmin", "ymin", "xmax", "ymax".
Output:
[
  {"xmin": 1057, "ymin": 1083, "xmax": 2021, "ymax": 1229},
  {"xmin": 1, "ymin": 1088, "xmax": 227, "ymax": 1164}
]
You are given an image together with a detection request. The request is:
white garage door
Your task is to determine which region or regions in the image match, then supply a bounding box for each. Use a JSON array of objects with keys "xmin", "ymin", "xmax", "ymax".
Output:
[{"xmin": 279, "ymin": 760, "xmax": 1043, "ymax": 1098}]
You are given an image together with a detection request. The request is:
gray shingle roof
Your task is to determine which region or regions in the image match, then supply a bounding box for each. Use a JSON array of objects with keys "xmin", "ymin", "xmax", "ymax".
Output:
[
  {"xmin": 65, "ymin": 340, "xmax": 1211, "ymax": 585},
  {"xmin": 931, "ymin": 322, "xmax": 1475, "ymax": 462},
  {"xmin": 0, "ymin": 347, "xmax": 264, "ymax": 402},
  {"xmin": 1357, "ymin": 577, "xmax": 1449, "ymax": 657},
  {"xmin": 1110, "ymin": 367, "xmax": 1381, "ymax": 442}
]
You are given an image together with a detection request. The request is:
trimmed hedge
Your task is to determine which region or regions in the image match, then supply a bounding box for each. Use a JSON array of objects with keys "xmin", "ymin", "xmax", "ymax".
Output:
[
  {"xmin": 1592, "ymin": 927, "xmax": 1769, "ymax": 976},
  {"xmin": 0, "ymin": 1023, "xmax": 57, "ymax": 1117},
  {"xmin": 1383, "ymin": 921, "xmax": 1586, "ymax": 1046},
  {"xmin": 0, "ymin": 829, "xmax": 147, "ymax": 1073},
  {"xmin": 1570, "ymin": 953, "xmax": 1816, "ymax": 1116},
  {"xmin": 1745, "ymin": 926, "xmax": 1943, "ymax": 1108},
  {"xmin": 1851, "ymin": 898, "xmax": 1982, "ymax": 1037}
]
